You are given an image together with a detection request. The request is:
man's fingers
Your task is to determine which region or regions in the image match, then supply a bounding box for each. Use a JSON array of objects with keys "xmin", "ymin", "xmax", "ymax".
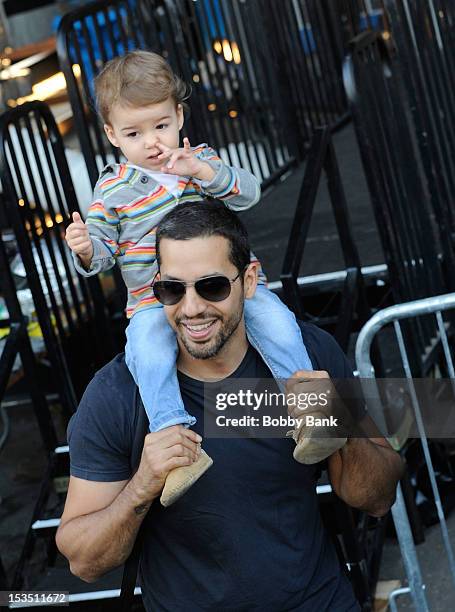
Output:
[
  {"xmin": 286, "ymin": 370, "xmax": 329, "ymax": 393},
  {"xmin": 183, "ymin": 137, "xmax": 191, "ymax": 149},
  {"xmin": 145, "ymin": 425, "xmax": 202, "ymax": 448},
  {"xmin": 292, "ymin": 370, "xmax": 329, "ymax": 379},
  {"xmin": 160, "ymin": 443, "xmax": 199, "ymax": 464},
  {"xmin": 164, "ymin": 455, "xmax": 196, "ymax": 472},
  {"xmin": 159, "ymin": 430, "xmax": 201, "ymax": 454}
]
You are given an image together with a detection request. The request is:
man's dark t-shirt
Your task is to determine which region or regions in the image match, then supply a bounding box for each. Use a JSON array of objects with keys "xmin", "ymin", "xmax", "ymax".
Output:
[{"xmin": 68, "ymin": 323, "xmax": 360, "ymax": 611}]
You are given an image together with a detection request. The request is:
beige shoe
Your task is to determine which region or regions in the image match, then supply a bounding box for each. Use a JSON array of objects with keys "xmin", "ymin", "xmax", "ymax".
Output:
[
  {"xmin": 160, "ymin": 449, "xmax": 213, "ymax": 507},
  {"xmin": 288, "ymin": 412, "xmax": 347, "ymax": 465}
]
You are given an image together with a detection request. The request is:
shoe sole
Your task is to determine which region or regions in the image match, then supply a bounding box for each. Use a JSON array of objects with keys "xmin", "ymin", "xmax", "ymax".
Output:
[
  {"xmin": 160, "ymin": 449, "xmax": 213, "ymax": 507},
  {"xmin": 293, "ymin": 436, "xmax": 347, "ymax": 465}
]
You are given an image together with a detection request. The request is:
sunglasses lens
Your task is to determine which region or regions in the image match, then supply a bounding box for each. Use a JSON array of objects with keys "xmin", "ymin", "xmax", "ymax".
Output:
[
  {"xmin": 196, "ymin": 276, "xmax": 231, "ymax": 302},
  {"xmin": 153, "ymin": 281, "xmax": 185, "ymax": 305}
]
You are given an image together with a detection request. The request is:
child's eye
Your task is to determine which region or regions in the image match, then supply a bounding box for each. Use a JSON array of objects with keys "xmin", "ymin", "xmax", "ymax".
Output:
[
  {"xmin": 126, "ymin": 131, "xmax": 138, "ymax": 138},
  {"xmin": 156, "ymin": 123, "xmax": 168, "ymax": 130}
]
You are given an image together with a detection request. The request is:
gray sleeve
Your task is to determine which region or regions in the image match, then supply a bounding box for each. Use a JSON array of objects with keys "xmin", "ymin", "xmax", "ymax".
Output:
[
  {"xmin": 72, "ymin": 237, "xmax": 116, "ymax": 277},
  {"xmin": 73, "ymin": 184, "xmax": 120, "ymax": 277},
  {"xmin": 193, "ymin": 146, "xmax": 261, "ymax": 211}
]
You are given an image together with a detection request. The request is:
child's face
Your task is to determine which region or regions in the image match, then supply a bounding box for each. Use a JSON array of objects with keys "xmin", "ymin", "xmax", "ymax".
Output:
[{"xmin": 104, "ymin": 97, "xmax": 184, "ymax": 171}]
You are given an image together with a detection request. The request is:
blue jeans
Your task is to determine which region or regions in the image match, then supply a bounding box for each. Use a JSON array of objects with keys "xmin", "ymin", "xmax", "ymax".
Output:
[{"xmin": 125, "ymin": 285, "xmax": 313, "ymax": 432}]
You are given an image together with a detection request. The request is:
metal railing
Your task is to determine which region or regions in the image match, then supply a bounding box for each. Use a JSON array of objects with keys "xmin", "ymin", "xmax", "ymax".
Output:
[
  {"xmin": 343, "ymin": 29, "xmax": 455, "ymax": 375},
  {"xmin": 280, "ymin": 126, "xmax": 371, "ymax": 352},
  {"xmin": 385, "ymin": 0, "xmax": 455, "ymax": 250},
  {"xmin": 355, "ymin": 292, "xmax": 455, "ymax": 610},
  {"xmin": 0, "ymin": 101, "xmax": 115, "ymax": 414},
  {"xmin": 56, "ymin": 0, "xmax": 363, "ymax": 192},
  {"xmin": 0, "ymin": 231, "xmax": 56, "ymax": 454}
]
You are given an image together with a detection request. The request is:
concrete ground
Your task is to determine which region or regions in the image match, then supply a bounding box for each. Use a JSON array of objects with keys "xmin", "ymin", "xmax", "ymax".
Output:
[{"xmin": 379, "ymin": 513, "xmax": 455, "ymax": 609}]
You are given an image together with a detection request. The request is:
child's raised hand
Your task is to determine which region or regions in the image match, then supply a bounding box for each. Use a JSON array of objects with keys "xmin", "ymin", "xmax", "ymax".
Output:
[
  {"xmin": 157, "ymin": 137, "xmax": 215, "ymax": 182},
  {"xmin": 65, "ymin": 212, "xmax": 93, "ymax": 263}
]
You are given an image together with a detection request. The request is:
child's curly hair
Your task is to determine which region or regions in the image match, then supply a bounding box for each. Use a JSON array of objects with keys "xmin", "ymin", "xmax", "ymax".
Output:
[{"xmin": 94, "ymin": 50, "xmax": 190, "ymax": 123}]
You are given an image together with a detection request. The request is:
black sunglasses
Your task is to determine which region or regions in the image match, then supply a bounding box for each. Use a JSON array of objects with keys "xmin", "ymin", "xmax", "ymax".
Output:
[{"xmin": 153, "ymin": 272, "xmax": 243, "ymax": 305}]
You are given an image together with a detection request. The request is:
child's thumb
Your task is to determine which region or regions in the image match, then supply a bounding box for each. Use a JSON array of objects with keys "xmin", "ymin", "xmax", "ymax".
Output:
[{"xmin": 72, "ymin": 211, "xmax": 83, "ymax": 224}]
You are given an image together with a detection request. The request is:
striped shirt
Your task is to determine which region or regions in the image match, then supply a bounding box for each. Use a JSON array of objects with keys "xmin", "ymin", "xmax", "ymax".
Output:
[{"xmin": 73, "ymin": 144, "xmax": 261, "ymax": 318}]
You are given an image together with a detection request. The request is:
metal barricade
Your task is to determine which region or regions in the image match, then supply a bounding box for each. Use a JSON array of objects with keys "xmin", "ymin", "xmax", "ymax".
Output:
[
  {"xmin": 0, "ymin": 101, "xmax": 115, "ymax": 414},
  {"xmin": 56, "ymin": 0, "xmax": 360, "ymax": 191},
  {"xmin": 281, "ymin": 126, "xmax": 371, "ymax": 352},
  {"xmin": 355, "ymin": 293, "xmax": 455, "ymax": 610},
  {"xmin": 384, "ymin": 0, "xmax": 455, "ymax": 248},
  {"xmin": 0, "ymin": 230, "xmax": 56, "ymax": 454}
]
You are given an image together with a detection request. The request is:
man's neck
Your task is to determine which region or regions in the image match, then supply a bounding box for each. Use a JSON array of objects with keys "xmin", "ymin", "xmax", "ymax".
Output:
[{"xmin": 177, "ymin": 326, "xmax": 250, "ymax": 382}]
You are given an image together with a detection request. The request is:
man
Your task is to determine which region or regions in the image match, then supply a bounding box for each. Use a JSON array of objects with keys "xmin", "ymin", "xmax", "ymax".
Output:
[{"xmin": 56, "ymin": 200, "xmax": 403, "ymax": 611}]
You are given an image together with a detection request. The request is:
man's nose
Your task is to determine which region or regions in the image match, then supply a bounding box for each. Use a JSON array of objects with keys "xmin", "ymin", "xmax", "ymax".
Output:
[{"xmin": 180, "ymin": 286, "xmax": 207, "ymax": 318}]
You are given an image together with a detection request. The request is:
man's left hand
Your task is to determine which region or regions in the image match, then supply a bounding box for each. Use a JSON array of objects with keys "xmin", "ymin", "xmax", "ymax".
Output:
[{"xmin": 285, "ymin": 369, "xmax": 340, "ymax": 422}]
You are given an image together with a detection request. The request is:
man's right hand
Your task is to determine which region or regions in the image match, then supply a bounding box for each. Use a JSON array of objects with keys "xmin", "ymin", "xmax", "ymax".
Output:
[
  {"xmin": 131, "ymin": 425, "xmax": 202, "ymax": 504},
  {"xmin": 65, "ymin": 212, "xmax": 94, "ymax": 267}
]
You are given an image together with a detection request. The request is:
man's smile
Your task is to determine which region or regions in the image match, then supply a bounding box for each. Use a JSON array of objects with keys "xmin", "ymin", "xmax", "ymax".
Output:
[{"xmin": 179, "ymin": 318, "xmax": 219, "ymax": 341}]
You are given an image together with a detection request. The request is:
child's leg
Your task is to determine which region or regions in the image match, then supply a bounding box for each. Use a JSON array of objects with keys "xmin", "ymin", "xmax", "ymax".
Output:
[
  {"xmin": 126, "ymin": 307, "xmax": 212, "ymax": 507},
  {"xmin": 244, "ymin": 285, "xmax": 313, "ymax": 380},
  {"xmin": 245, "ymin": 286, "xmax": 346, "ymax": 464},
  {"xmin": 125, "ymin": 307, "xmax": 196, "ymax": 432}
]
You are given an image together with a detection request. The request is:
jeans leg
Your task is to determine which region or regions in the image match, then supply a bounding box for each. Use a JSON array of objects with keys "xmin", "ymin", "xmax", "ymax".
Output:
[
  {"xmin": 244, "ymin": 286, "xmax": 313, "ymax": 383},
  {"xmin": 125, "ymin": 308, "xmax": 196, "ymax": 432}
]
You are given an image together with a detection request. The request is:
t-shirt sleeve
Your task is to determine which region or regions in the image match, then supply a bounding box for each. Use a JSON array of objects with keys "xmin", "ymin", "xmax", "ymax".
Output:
[
  {"xmin": 67, "ymin": 359, "xmax": 135, "ymax": 482},
  {"xmin": 300, "ymin": 322, "xmax": 366, "ymax": 425},
  {"xmin": 300, "ymin": 322, "xmax": 354, "ymax": 378}
]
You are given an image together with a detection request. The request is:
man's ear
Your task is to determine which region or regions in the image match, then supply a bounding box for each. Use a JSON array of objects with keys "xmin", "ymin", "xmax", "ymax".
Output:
[
  {"xmin": 177, "ymin": 104, "xmax": 184, "ymax": 131},
  {"xmin": 104, "ymin": 124, "xmax": 119, "ymax": 148},
  {"xmin": 243, "ymin": 263, "xmax": 259, "ymax": 299}
]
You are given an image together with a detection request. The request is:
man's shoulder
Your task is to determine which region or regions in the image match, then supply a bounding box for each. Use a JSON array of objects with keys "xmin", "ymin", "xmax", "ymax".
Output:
[
  {"xmin": 297, "ymin": 321, "xmax": 354, "ymax": 378},
  {"xmin": 85, "ymin": 352, "xmax": 135, "ymax": 401},
  {"xmin": 68, "ymin": 353, "xmax": 139, "ymax": 481}
]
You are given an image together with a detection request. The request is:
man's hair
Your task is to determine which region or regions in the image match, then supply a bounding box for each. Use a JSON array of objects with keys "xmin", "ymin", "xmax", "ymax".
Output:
[
  {"xmin": 156, "ymin": 200, "xmax": 251, "ymax": 274},
  {"xmin": 94, "ymin": 50, "xmax": 190, "ymax": 123}
]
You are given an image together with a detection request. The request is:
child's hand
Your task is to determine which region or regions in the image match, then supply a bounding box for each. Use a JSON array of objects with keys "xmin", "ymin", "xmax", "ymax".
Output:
[
  {"xmin": 157, "ymin": 137, "xmax": 216, "ymax": 182},
  {"xmin": 65, "ymin": 212, "xmax": 93, "ymax": 267}
]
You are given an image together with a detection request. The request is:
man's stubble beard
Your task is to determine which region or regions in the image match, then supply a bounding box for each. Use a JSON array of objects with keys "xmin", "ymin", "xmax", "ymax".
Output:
[{"xmin": 178, "ymin": 300, "xmax": 244, "ymax": 360}]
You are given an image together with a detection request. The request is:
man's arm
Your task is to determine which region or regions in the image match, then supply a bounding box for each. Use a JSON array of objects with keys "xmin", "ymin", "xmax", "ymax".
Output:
[
  {"xmin": 286, "ymin": 369, "xmax": 404, "ymax": 518},
  {"xmin": 56, "ymin": 426, "xmax": 201, "ymax": 582},
  {"xmin": 327, "ymin": 430, "xmax": 404, "ymax": 517}
]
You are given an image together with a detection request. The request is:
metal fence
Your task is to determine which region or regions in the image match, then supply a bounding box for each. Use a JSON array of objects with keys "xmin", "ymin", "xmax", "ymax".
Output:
[
  {"xmin": 0, "ymin": 229, "xmax": 56, "ymax": 454},
  {"xmin": 343, "ymin": 2, "xmax": 455, "ymax": 309},
  {"xmin": 56, "ymin": 0, "xmax": 370, "ymax": 191},
  {"xmin": 385, "ymin": 0, "xmax": 455, "ymax": 250},
  {"xmin": 280, "ymin": 126, "xmax": 372, "ymax": 352},
  {"xmin": 0, "ymin": 101, "xmax": 114, "ymax": 412},
  {"xmin": 356, "ymin": 293, "xmax": 455, "ymax": 610},
  {"xmin": 343, "ymin": 29, "xmax": 455, "ymax": 374}
]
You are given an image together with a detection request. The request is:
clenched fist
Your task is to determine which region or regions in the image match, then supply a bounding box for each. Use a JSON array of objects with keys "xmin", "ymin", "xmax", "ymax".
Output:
[
  {"xmin": 131, "ymin": 425, "xmax": 202, "ymax": 504},
  {"xmin": 65, "ymin": 212, "xmax": 93, "ymax": 269}
]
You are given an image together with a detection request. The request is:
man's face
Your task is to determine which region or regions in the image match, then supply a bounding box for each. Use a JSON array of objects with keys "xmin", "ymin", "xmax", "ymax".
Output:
[
  {"xmin": 158, "ymin": 236, "xmax": 257, "ymax": 360},
  {"xmin": 104, "ymin": 97, "xmax": 183, "ymax": 171}
]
